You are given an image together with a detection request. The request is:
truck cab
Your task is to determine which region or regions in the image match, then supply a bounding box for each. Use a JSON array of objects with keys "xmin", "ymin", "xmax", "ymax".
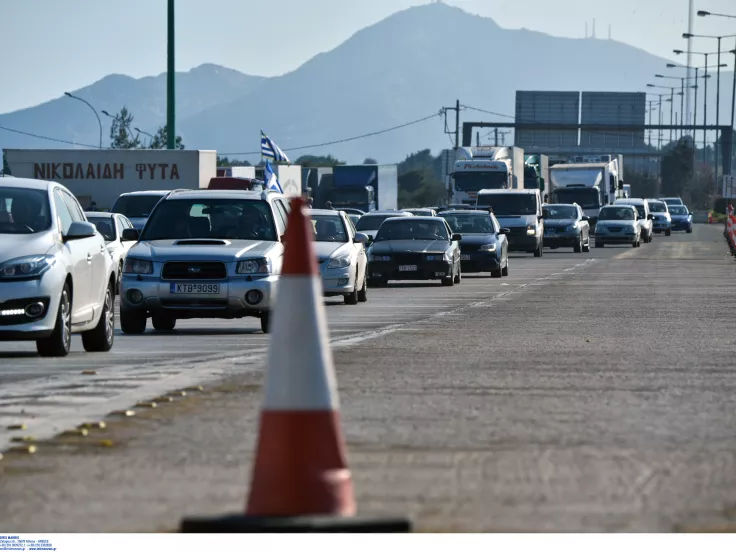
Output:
[{"xmin": 325, "ymin": 185, "xmax": 376, "ymax": 213}]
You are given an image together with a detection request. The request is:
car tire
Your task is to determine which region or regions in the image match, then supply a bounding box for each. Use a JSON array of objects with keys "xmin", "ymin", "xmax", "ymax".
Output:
[
  {"xmin": 686, "ymin": 227, "xmax": 693, "ymax": 234},
  {"xmin": 357, "ymin": 275, "xmax": 368, "ymax": 302},
  {"xmin": 37, "ymin": 284, "xmax": 73, "ymax": 358},
  {"xmin": 665, "ymin": 229, "xmax": 672, "ymax": 236},
  {"xmin": 502, "ymin": 258, "xmax": 509, "ymax": 276},
  {"xmin": 441, "ymin": 265, "xmax": 455, "ymax": 286},
  {"xmin": 116, "ymin": 261, "xmax": 123, "ymax": 295},
  {"xmin": 120, "ymin": 308, "xmax": 147, "ymax": 335},
  {"xmin": 573, "ymin": 236, "xmax": 582, "ymax": 253},
  {"xmin": 344, "ymin": 281, "xmax": 359, "ymax": 305},
  {"xmin": 81, "ymin": 283, "xmax": 115, "ymax": 352},
  {"xmin": 260, "ymin": 311, "xmax": 271, "ymax": 334},
  {"xmin": 491, "ymin": 267, "xmax": 502, "ymax": 278},
  {"xmin": 152, "ymin": 315, "xmax": 176, "ymax": 331},
  {"xmin": 533, "ymin": 242, "xmax": 543, "ymax": 257},
  {"xmin": 453, "ymin": 264, "xmax": 462, "ymax": 284}
]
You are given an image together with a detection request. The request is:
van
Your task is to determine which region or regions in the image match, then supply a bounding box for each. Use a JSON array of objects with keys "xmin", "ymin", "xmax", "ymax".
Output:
[{"xmin": 476, "ymin": 189, "xmax": 544, "ymax": 257}]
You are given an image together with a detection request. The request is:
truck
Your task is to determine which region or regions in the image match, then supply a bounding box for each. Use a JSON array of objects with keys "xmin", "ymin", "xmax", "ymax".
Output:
[
  {"xmin": 302, "ymin": 166, "xmax": 334, "ymax": 204},
  {"xmin": 524, "ymin": 154, "xmax": 549, "ymax": 200},
  {"xmin": 548, "ymin": 154, "xmax": 625, "ymax": 227},
  {"xmin": 319, "ymin": 164, "xmax": 398, "ymax": 212},
  {"xmin": 216, "ymin": 166, "xmax": 255, "ymax": 178},
  {"xmin": 3, "ymin": 149, "xmax": 217, "ymax": 210},
  {"xmin": 450, "ymin": 146, "xmax": 525, "ymax": 206}
]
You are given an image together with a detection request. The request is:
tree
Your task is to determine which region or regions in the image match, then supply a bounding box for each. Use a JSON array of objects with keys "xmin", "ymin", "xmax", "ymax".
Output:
[
  {"xmin": 398, "ymin": 169, "xmax": 445, "ymax": 208},
  {"xmin": 2, "ymin": 151, "xmax": 10, "ymax": 175},
  {"xmin": 295, "ymin": 154, "xmax": 344, "ymax": 167},
  {"xmin": 109, "ymin": 107, "xmax": 141, "ymax": 149},
  {"xmin": 363, "ymin": 157, "xmax": 378, "ymax": 164},
  {"xmin": 661, "ymin": 138, "xmax": 695, "ymax": 197},
  {"xmin": 217, "ymin": 156, "xmax": 252, "ymax": 167},
  {"xmin": 148, "ymin": 125, "xmax": 185, "ymax": 150}
]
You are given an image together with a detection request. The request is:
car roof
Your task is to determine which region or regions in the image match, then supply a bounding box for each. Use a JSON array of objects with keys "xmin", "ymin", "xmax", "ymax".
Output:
[
  {"xmin": 363, "ymin": 210, "xmax": 413, "ymax": 216},
  {"xmin": 84, "ymin": 211, "xmax": 115, "ymax": 218},
  {"xmin": 439, "ymin": 209, "xmax": 490, "ymax": 215},
  {"xmin": 616, "ymin": 198, "xmax": 646, "ymax": 204},
  {"xmin": 0, "ymin": 176, "xmax": 54, "ymax": 191},
  {"xmin": 646, "ymin": 198, "xmax": 665, "ymax": 203},
  {"xmin": 601, "ymin": 204, "xmax": 635, "ymax": 210},
  {"xmin": 544, "ymin": 203, "xmax": 579, "ymax": 208},
  {"xmin": 118, "ymin": 190, "xmax": 173, "ymax": 196},
  {"xmin": 382, "ymin": 216, "xmax": 441, "ymax": 222},
  {"xmin": 165, "ymin": 189, "xmax": 277, "ymax": 201},
  {"xmin": 308, "ymin": 209, "xmax": 344, "ymax": 216},
  {"xmin": 477, "ymin": 189, "xmax": 537, "ymax": 194}
]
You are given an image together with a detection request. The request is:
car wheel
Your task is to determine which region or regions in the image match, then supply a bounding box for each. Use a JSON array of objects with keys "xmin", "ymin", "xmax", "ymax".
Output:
[
  {"xmin": 573, "ymin": 236, "xmax": 582, "ymax": 253},
  {"xmin": 686, "ymin": 227, "xmax": 693, "ymax": 234},
  {"xmin": 491, "ymin": 267, "xmax": 502, "ymax": 278},
  {"xmin": 368, "ymin": 277, "xmax": 386, "ymax": 287},
  {"xmin": 358, "ymin": 274, "xmax": 368, "ymax": 303},
  {"xmin": 37, "ymin": 284, "xmax": 72, "ymax": 357},
  {"xmin": 665, "ymin": 229, "xmax": 672, "ymax": 236},
  {"xmin": 152, "ymin": 314, "xmax": 176, "ymax": 331},
  {"xmin": 344, "ymin": 281, "xmax": 359, "ymax": 305},
  {"xmin": 260, "ymin": 311, "xmax": 271, "ymax": 334},
  {"xmin": 81, "ymin": 283, "xmax": 115, "ymax": 352},
  {"xmin": 453, "ymin": 263, "xmax": 462, "ymax": 284},
  {"xmin": 441, "ymin": 265, "xmax": 455, "ymax": 286},
  {"xmin": 120, "ymin": 308, "xmax": 147, "ymax": 334},
  {"xmin": 502, "ymin": 258, "xmax": 509, "ymax": 276},
  {"xmin": 533, "ymin": 242, "xmax": 543, "ymax": 257}
]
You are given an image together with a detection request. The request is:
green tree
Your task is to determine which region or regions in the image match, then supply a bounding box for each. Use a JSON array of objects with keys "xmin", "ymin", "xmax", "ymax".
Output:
[
  {"xmin": 661, "ymin": 139, "xmax": 695, "ymax": 197},
  {"xmin": 398, "ymin": 169, "xmax": 445, "ymax": 208},
  {"xmin": 2, "ymin": 150, "xmax": 10, "ymax": 175},
  {"xmin": 217, "ymin": 156, "xmax": 252, "ymax": 167},
  {"xmin": 363, "ymin": 157, "xmax": 378, "ymax": 164},
  {"xmin": 109, "ymin": 107, "xmax": 141, "ymax": 149},
  {"xmin": 295, "ymin": 154, "xmax": 344, "ymax": 167},
  {"xmin": 148, "ymin": 125, "xmax": 185, "ymax": 150}
]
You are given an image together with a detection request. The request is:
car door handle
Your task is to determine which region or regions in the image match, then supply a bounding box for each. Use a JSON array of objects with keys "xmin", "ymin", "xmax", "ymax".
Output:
[{"xmin": 87, "ymin": 253, "xmax": 93, "ymax": 263}]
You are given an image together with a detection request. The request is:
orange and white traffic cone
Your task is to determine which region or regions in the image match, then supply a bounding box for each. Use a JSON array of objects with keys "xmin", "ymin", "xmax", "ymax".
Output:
[{"xmin": 181, "ymin": 197, "xmax": 410, "ymax": 533}]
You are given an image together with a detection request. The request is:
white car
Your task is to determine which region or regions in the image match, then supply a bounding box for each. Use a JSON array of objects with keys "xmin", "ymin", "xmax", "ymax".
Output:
[
  {"xmin": 614, "ymin": 198, "xmax": 654, "ymax": 243},
  {"xmin": 308, "ymin": 209, "xmax": 370, "ymax": 304},
  {"xmin": 85, "ymin": 211, "xmax": 136, "ymax": 293},
  {"xmin": 0, "ymin": 177, "xmax": 117, "ymax": 356}
]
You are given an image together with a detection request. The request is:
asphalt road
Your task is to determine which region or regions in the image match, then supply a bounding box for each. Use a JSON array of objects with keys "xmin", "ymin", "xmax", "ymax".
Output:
[{"xmin": 2, "ymin": 225, "xmax": 735, "ymax": 532}]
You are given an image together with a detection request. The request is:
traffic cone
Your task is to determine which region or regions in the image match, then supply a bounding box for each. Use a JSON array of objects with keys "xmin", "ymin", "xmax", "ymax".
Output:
[{"xmin": 180, "ymin": 197, "xmax": 411, "ymax": 533}]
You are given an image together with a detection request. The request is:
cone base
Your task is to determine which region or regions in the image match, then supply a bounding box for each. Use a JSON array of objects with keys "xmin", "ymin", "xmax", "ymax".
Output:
[{"xmin": 180, "ymin": 514, "xmax": 412, "ymax": 533}]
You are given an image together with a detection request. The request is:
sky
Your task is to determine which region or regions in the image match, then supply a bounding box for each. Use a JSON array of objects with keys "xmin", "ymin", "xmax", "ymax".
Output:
[{"xmin": 3, "ymin": 0, "xmax": 736, "ymax": 114}]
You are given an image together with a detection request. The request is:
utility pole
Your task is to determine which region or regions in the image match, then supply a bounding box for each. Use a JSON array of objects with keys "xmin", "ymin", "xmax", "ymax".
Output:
[
  {"xmin": 704, "ymin": 54, "xmax": 709, "ymax": 164},
  {"xmin": 648, "ymin": 100, "xmax": 653, "ymax": 146},
  {"xmin": 476, "ymin": 132, "xmax": 480, "ymax": 147},
  {"xmin": 670, "ymin": 88, "xmax": 675, "ymax": 143},
  {"xmin": 716, "ymin": 37, "xmax": 722, "ymax": 186},
  {"xmin": 455, "ymin": 99, "xmax": 460, "ymax": 149},
  {"xmin": 166, "ymin": 0, "xmax": 176, "ymax": 150},
  {"xmin": 731, "ymin": 43, "xmax": 736, "ymax": 175},
  {"xmin": 680, "ymin": 79, "xmax": 685, "ymax": 139},
  {"xmin": 495, "ymin": 128, "xmax": 499, "ymax": 146}
]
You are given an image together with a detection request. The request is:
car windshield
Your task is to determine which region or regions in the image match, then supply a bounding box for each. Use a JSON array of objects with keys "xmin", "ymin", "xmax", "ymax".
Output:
[
  {"xmin": 87, "ymin": 217, "xmax": 117, "ymax": 241},
  {"xmin": 663, "ymin": 198, "xmax": 682, "ymax": 205},
  {"xmin": 141, "ymin": 199, "xmax": 277, "ymax": 241},
  {"xmin": 648, "ymin": 201, "xmax": 667, "ymax": 213},
  {"xmin": 454, "ymin": 172, "xmax": 508, "ymax": 192},
  {"xmin": 356, "ymin": 214, "xmax": 404, "ymax": 231},
  {"xmin": 599, "ymin": 207, "xmax": 635, "ymax": 221},
  {"xmin": 0, "ymin": 187, "xmax": 52, "ymax": 234},
  {"xmin": 619, "ymin": 204, "xmax": 646, "ymax": 218},
  {"xmin": 311, "ymin": 214, "xmax": 348, "ymax": 243},
  {"xmin": 476, "ymin": 193, "xmax": 536, "ymax": 216},
  {"xmin": 375, "ymin": 219, "xmax": 450, "ymax": 241},
  {"xmin": 441, "ymin": 213, "xmax": 493, "ymax": 233},
  {"xmin": 112, "ymin": 194, "xmax": 166, "ymax": 218},
  {"xmin": 348, "ymin": 214, "xmax": 361, "ymax": 226},
  {"xmin": 669, "ymin": 206, "xmax": 688, "ymax": 215},
  {"xmin": 551, "ymin": 188, "xmax": 601, "ymax": 209},
  {"xmin": 543, "ymin": 205, "xmax": 578, "ymax": 219}
]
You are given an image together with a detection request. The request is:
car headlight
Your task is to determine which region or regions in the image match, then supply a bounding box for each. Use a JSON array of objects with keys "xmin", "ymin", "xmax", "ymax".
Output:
[
  {"xmin": 124, "ymin": 258, "xmax": 153, "ymax": 275},
  {"xmin": 236, "ymin": 258, "xmax": 272, "ymax": 274},
  {"xmin": 526, "ymin": 225, "xmax": 536, "ymax": 235},
  {"xmin": 596, "ymin": 226, "xmax": 607, "ymax": 234},
  {"xmin": 443, "ymin": 250, "xmax": 453, "ymax": 262},
  {"xmin": 625, "ymin": 227, "xmax": 636, "ymax": 234},
  {"xmin": 0, "ymin": 255, "xmax": 56, "ymax": 280},
  {"xmin": 479, "ymin": 243, "xmax": 497, "ymax": 252},
  {"xmin": 369, "ymin": 254, "xmax": 391, "ymax": 262},
  {"xmin": 567, "ymin": 223, "xmax": 579, "ymax": 232},
  {"xmin": 327, "ymin": 255, "xmax": 351, "ymax": 269}
]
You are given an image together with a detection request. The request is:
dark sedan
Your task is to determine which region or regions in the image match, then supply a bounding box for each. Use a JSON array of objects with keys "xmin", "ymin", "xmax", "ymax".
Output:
[
  {"xmin": 367, "ymin": 216, "xmax": 462, "ymax": 286},
  {"xmin": 542, "ymin": 203, "xmax": 591, "ymax": 253},
  {"xmin": 668, "ymin": 205, "xmax": 693, "ymax": 233},
  {"xmin": 439, "ymin": 210, "xmax": 509, "ymax": 278}
]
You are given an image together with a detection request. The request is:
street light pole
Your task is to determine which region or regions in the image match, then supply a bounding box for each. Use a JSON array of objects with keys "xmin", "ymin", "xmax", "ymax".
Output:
[
  {"xmin": 716, "ymin": 38, "xmax": 722, "ymax": 183},
  {"xmin": 704, "ymin": 53, "xmax": 709, "ymax": 163},
  {"xmin": 166, "ymin": 0, "xmax": 176, "ymax": 150},
  {"xmin": 63, "ymin": 92, "xmax": 102, "ymax": 148},
  {"xmin": 694, "ymin": 67, "xmax": 699, "ymax": 130},
  {"xmin": 731, "ymin": 45, "xmax": 736, "ymax": 174},
  {"xmin": 680, "ymin": 78, "xmax": 685, "ymax": 138}
]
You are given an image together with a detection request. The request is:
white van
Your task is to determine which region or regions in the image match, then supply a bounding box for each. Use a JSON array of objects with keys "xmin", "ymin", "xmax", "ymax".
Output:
[{"xmin": 614, "ymin": 198, "xmax": 654, "ymax": 243}]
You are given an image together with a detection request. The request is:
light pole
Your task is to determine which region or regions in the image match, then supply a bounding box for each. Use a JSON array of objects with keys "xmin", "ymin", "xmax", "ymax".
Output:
[
  {"xmin": 134, "ymin": 127, "xmax": 155, "ymax": 148},
  {"xmin": 647, "ymin": 84, "xmax": 677, "ymax": 143},
  {"xmin": 657, "ymin": 73, "xmax": 699, "ymax": 138},
  {"xmin": 167, "ymin": 0, "xmax": 175, "ymax": 150},
  {"xmin": 63, "ymin": 92, "xmax": 102, "ymax": 149}
]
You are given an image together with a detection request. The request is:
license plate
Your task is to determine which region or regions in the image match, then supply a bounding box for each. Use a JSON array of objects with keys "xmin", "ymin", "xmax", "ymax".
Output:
[
  {"xmin": 169, "ymin": 283, "xmax": 220, "ymax": 294},
  {"xmin": 398, "ymin": 265, "xmax": 417, "ymax": 272},
  {"xmin": 545, "ymin": 228, "xmax": 556, "ymax": 233},
  {"xmin": 461, "ymin": 254, "xmax": 471, "ymax": 260}
]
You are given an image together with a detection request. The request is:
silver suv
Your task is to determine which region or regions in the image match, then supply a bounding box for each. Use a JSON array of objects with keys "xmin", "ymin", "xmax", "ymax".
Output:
[{"xmin": 119, "ymin": 189, "xmax": 291, "ymax": 334}]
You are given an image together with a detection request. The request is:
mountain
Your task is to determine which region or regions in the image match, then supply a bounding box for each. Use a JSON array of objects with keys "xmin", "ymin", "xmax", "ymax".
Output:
[
  {"xmin": 2, "ymin": 4, "xmax": 733, "ymax": 162},
  {"xmin": 0, "ymin": 64, "xmax": 266, "ymax": 150}
]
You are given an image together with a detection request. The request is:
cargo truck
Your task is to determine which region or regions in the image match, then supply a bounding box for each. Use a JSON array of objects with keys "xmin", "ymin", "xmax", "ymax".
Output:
[
  {"xmin": 549, "ymin": 154, "xmax": 625, "ymax": 227},
  {"xmin": 321, "ymin": 164, "xmax": 398, "ymax": 212},
  {"xmin": 3, "ymin": 148, "xmax": 216, "ymax": 210},
  {"xmin": 450, "ymin": 146, "xmax": 525, "ymax": 206},
  {"xmin": 524, "ymin": 154, "xmax": 549, "ymax": 200}
]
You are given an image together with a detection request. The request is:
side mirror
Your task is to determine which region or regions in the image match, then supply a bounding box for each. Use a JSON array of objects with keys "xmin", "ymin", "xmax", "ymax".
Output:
[
  {"xmin": 648, "ymin": 214, "xmax": 655, "ymax": 220},
  {"xmin": 354, "ymin": 232, "xmax": 369, "ymax": 244},
  {"xmin": 122, "ymin": 228, "xmax": 140, "ymax": 242},
  {"xmin": 499, "ymin": 228, "xmax": 510, "ymax": 235},
  {"xmin": 452, "ymin": 233, "xmax": 462, "ymax": 241},
  {"xmin": 538, "ymin": 214, "xmax": 545, "ymax": 221},
  {"xmin": 582, "ymin": 215, "xmax": 590, "ymax": 221},
  {"xmin": 64, "ymin": 221, "xmax": 97, "ymax": 242}
]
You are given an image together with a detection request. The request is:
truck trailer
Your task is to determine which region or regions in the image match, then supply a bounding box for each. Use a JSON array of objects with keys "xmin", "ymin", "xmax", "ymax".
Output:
[
  {"xmin": 321, "ymin": 164, "xmax": 398, "ymax": 212},
  {"xmin": 524, "ymin": 154, "xmax": 549, "ymax": 200},
  {"xmin": 3, "ymin": 149, "xmax": 216, "ymax": 210},
  {"xmin": 450, "ymin": 146, "xmax": 525, "ymax": 205}
]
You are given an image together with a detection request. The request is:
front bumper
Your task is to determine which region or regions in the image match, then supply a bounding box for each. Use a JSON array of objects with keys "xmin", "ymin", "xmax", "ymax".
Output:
[
  {"xmin": 320, "ymin": 266, "xmax": 356, "ymax": 296},
  {"xmin": 120, "ymin": 275, "xmax": 277, "ymax": 319},
  {"xmin": 368, "ymin": 260, "xmax": 453, "ymax": 281},
  {"xmin": 459, "ymin": 250, "xmax": 501, "ymax": 272},
  {"xmin": 507, "ymin": 234, "xmax": 542, "ymax": 253},
  {"xmin": 0, "ymin": 274, "xmax": 62, "ymax": 341},
  {"xmin": 595, "ymin": 232, "xmax": 638, "ymax": 244},
  {"xmin": 671, "ymin": 220, "xmax": 692, "ymax": 231},
  {"xmin": 653, "ymin": 219, "xmax": 671, "ymax": 231},
  {"xmin": 544, "ymin": 229, "xmax": 580, "ymax": 247}
]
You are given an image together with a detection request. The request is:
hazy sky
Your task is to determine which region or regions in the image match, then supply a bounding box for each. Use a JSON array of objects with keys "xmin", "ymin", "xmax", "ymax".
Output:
[{"xmin": 3, "ymin": 0, "xmax": 736, "ymax": 113}]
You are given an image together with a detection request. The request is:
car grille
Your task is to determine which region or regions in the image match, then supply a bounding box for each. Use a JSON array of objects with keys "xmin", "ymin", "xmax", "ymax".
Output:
[
  {"xmin": 507, "ymin": 227, "xmax": 528, "ymax": 236},
  {"xmin": 391, "ymin": 253, "xmax": 426, "ymax": 264},
  {"xmin": 161, "ymin": 261, "xmax": 227, "ymax": 280},
  {"xmin": 461, "ymin": 243, "xmax": 483, "ymax": 252},
  {"xmin": 607, "ymin": 226, "xmax": 623, "ymax": 232}
]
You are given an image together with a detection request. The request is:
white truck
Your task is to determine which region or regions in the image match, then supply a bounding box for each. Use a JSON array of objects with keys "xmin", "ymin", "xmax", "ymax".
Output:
[
  {"xmin": 3, "ymin": 149, "xmax": 217, "ymax": 210},
  {"xmin": 450, "ymin": 146, "xmax": 525, "ymax": 206},
  {"xmin": 549, "ymin": 154, "xmax": 625, "ymax": 227}
]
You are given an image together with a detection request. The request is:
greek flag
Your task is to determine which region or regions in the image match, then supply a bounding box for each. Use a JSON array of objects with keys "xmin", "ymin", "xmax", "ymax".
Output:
[
  {"xmin": 260, "ymin": 130, "xmax": 291, "ymax": 164},
  {"xmin": 264, "ymin": 160, "xmax": 283, "ymax": 193}
]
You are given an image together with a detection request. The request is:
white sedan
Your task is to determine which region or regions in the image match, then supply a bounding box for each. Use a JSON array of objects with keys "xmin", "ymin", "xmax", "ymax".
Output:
[
  {"xmin": 85, "ymin": 211, "xmax": 137, "ymax": 293},
  {"xmin": 0, "ymin": 177, "xmax": 117, "ymax": 356},
  {"xmin": 308, "ymin": 209, "xmax": 370, "ymax": 305}
]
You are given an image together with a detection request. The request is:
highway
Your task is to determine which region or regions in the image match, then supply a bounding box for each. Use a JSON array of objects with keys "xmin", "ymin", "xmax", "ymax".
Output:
[{"xmin": 1, "ymin": 225, "xmax": 736, "ymax": 532}]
